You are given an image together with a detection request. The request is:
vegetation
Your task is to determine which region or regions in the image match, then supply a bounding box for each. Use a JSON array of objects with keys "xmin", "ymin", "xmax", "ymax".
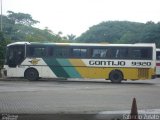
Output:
[
  {"xmin": 0, "ymin": 33, "xmax": 10, "ymax": 69},
  {"xmin": 0, "ymin": 11, "xmax": 73, "ymax": 69},
  {"xmin": 1, "ymin": 11, "xmax": 160, "ymax": 69},
  {"xmin": 76, "ymin": 21, "xmax": 160, "ymax": 47},
  {"xmin": 2, "ymin": 11, "xmax": 72, "ymax": 42}
]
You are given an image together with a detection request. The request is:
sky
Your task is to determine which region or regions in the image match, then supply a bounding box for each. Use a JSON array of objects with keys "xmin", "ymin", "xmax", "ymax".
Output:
[{"xmin": 3, "ymin": 0, "xmax": 160, "ymax": 36}]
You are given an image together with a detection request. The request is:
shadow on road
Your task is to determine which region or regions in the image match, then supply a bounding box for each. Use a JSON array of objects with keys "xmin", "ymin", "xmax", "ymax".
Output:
[{"xmin": 0, "ymin": 78, "xmax": 155, "ymax": 86}]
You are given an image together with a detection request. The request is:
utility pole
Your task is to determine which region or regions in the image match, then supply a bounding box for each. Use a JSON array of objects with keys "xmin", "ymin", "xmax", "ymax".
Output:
[{"xmin": 0, "ymin": 0, "xmax": 2, "ymax": 31}]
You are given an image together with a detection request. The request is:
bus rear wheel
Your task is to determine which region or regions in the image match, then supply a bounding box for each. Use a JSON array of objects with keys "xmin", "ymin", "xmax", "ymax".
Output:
[
  {"xmin": 24, "ymin": 68, "xmax": 39, "ymax": 81},
  {"xmin": 109, "ymin": 70, "xmax": 123, "ymax": 83}
]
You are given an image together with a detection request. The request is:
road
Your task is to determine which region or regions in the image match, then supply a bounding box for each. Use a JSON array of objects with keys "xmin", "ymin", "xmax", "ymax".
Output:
[{"xmin": 0, "ymin": 78, "xmax": 160, "ymax": 119}]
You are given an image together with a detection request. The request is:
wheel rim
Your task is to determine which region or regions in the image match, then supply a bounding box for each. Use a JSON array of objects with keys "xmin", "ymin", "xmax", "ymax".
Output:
[
  {"xmin": 110, "ymin": 70, "xmax": 123, "ymax": 83},
  {"xmin": 29, "ymin": 71, "xmax": 36, "ymax": 78},
  {"xmin": 25, "ymin": 68, "xmax": 38, "ymax": 80},
  {"xmin": 114, "ymin": 73, "xmax": 121, "ymax": 80}
]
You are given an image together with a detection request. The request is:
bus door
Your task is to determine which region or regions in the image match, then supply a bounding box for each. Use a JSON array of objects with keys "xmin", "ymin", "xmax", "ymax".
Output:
[{"xmin": 6, "ymin": 45, "xmax": 25, "ymax": 68}]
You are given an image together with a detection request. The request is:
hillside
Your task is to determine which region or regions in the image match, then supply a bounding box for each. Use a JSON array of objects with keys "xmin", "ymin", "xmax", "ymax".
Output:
[{"xmin": 76, "ymin": 21, "xmax": 160, "ymax": 47}]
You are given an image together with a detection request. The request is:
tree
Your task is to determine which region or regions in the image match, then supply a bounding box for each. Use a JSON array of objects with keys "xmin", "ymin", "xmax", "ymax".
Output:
[
  {"xmin": 0, "ymin": 11, "xmax": 73, "ymax": 69},
  {"xmin": 0, "ymin": 32, "xmax": 11, "ymax": 69},
  {"xmin": 67, "ymin": 34, "xmax": 76, "ymax": 41},
  {"xmin": 7, "ymin": 11, "xmax": 39, "ymax": 26},
  {"xmin": 76, "ymin": 21, "xmax": 144, "ymax": 43},
  {"xmin": 0, "ymin": 11, "xmax": 68, "ymax": 42},
  {"xmin": 139, "ymin": 22, "xmax": 160, "ymax": 47},
  {"xmin": 76, "ymin": 20, "xmax": 160, "ymax": 46}
]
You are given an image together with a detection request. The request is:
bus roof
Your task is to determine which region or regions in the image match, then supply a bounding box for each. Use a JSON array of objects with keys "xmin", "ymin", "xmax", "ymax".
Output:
[{"xmin": 7, "ymin": 42, "xmax": 156, "ymax": 47}]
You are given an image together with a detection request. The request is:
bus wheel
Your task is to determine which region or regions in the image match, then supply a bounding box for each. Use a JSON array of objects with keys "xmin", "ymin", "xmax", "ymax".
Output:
[
  {"xmin": 24, "ymin": 68, "xmax": 39, "ymax": 81},
  {"xmin": 109, "ymin": 70, "xmax": 123, "ymax": 83}
]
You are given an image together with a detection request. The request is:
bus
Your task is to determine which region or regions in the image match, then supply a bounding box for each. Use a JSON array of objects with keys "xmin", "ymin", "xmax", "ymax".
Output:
[
  {"xmin": 3, "ymin": 42, "xmax": 156, "ymax": 83},
  {"xmin": 156, "ymin": 49, "xmax": 160, "ymax": 77}
]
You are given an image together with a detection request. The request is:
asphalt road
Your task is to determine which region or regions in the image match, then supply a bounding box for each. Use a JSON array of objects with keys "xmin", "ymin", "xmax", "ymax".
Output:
[{"xmin": 0, "ymin": 78, "xmax": 160, "ymax": 119}]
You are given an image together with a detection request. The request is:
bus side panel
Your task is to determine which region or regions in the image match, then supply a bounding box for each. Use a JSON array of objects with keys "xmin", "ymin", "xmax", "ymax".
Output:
[
  {"xmin": 69, "ymin": 59, "xmax": 154, "ymax": 80},
  {"xmin": 123, "ymin": 68, "xmax": 155, "ymax": 80},
  {"xmin": 4, "ymin": 65, "xmax": 26, "ymax": 77},
  {"xmin": 71, "ymin": 67, "xmax": 152, "ymax": 80},
  {"xmin": 18, "ymin": 58, "xmax": 154, "ymax": 80},
  {"xmin": 22, "ymin": 58, "xmax": 57, "ymax": 78}
]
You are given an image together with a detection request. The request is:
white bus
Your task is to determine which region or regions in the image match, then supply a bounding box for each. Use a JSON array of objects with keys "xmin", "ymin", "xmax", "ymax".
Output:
[
  {"xmin": 3, "ymin": 42, "xmax": 156, "ymax": 83},
  {"xmin": 156, "ymin": 49, "xmax": 160, "ymax": 77}
]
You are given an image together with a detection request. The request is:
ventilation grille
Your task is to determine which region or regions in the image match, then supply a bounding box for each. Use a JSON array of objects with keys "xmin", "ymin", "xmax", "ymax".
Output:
[{"xmin": 138, "ymin": 69, "xmax": 149, "ymax": 79}]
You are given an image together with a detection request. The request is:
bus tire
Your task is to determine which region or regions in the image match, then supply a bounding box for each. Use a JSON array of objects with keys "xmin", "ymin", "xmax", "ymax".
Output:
[
  {"xmin": 109, "ymin": 70, "xmax": 123, "ymax": 83},
  {"xmin": 24, "ymin": 68, "xmax": 39, "ymax": 81}
]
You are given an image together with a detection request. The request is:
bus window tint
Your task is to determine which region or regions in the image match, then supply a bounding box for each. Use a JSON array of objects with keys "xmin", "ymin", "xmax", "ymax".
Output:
[
  {"xmin": 92, "ymin": 49, "xmax": 108, "ymax": 58},
  {"xmin": 27, "ymin": 46, "xmax": 46, "ymax": 57},
  {"xmin": 131, "ymin": 47, "xmax": 152, "ymax": 60},
  {"xmin": 7, "ymin": 45, "xmax": 25, "ymax": 67},
  {"xmin": 72, "ymin": 48, "xmax": 87, "ymax": 58},
  {"xmin": 109, "ymin": 48, "xmax": 128, "ymax": 59},
  {"xmin": 47, "ymin": 47, "xmax": 53, "ymax": 57},
  {"xmin": 55, "ymin": 47, "xmax": 69, "ymax": 58}
]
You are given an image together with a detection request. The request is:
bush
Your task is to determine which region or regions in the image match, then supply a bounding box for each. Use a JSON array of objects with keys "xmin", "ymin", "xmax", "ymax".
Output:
[{"xmin": 0, "ymin": 32, "xmax": 11, "ymax": 68}]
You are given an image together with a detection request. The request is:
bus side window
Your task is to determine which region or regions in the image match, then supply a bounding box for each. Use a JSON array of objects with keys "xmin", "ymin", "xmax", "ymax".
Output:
[
  {"xmin": 141, "ymin": 48, "xmax": 152, "ymax": 59},
  {"xmin": 72, "ymin": 48, "xmax": 87, "ymax": 58},
  {"xmin": 117, "ymin": 48, "xmax": 128, "ymax": 59},
  {"xmin": 131, "ymin": 47, "xmax": 152, "ymax": 60},
  {"xmin": 27, "ymin": 46, "xmax": 46, "ymax": 57},
  {"xmin": 35, "ymin": 48, "xmax": 44, "ymax": 56},
  {"xmin": 109, "ymin": 47, "xmax": 128, "ymax": 59},
  {"xmin": 131, "ymin": 49, "xmax": 141, "ymax": 59},
  {"xmin": 47, "ymin": 47, "xmax": 54, "ymax": 57},
  {"xmin": 92, "ymin": 49, "xmax": 108, "ymax": 58},
  {"xmin": 55, "ymin": 47, "xmax": 69, "ymax": 58}
]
